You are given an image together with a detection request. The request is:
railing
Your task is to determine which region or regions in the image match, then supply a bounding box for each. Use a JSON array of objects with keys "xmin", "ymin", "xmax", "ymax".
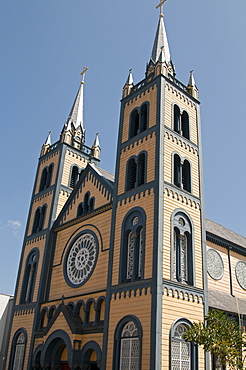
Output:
[{"xmin": 168, "ymin": 73, "xmax": 188, "ymax": 93}]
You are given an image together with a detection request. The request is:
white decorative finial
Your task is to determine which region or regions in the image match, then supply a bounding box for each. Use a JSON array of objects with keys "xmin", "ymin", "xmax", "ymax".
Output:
[
  {"xmin": 80, "ymin": 66, "xmax": 88, "ymax": 84},
  {"xmin": 156, "ymin": 0, "xmax": 167, "ymax": 18}
]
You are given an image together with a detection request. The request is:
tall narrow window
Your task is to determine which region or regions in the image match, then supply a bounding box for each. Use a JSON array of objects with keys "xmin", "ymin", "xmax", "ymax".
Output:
[
  {"xmin": 129, "ymin": 103, "xmax": 149, "ymax": 139},
  {"xmin": 173, "ymin": 105, "xmax": 190, "ymax": 140},
  {"xmin": 171, "ymin": 320, "xmax": 198, "ymax": 370},
  {"xmin": 20, "ymin": 250, "xmax": 38, "ymax": 304},
  {"xmin": 140, "ymin": 104, "xmax": 148, "ymax": 132},
  {"xmin": 126, "ymin": 153, "xmax": 147, "ymax": 191},
  {"xmin": 70, "ymin": 166, "xmax": 79, "ymax": 188},
  {"xmin": 129, "ymin": 110, "xmax": 139, "ymax": 138},
  {"xmin": 181, "ymin": 111, "xmax": 190, "ymax": 139},
  {"xmin": 39, "ymin": 168, "xmax": 48, "ymax": 192},
  {"xmin": 172, "ymin": 212, "xmax": 193, "ymax": 285},
  {"xmin": 173, "ymin": 154, "xmax": 181, "ymax": 187},
  {"xmin": 171, "ymin": 324, "xmax": 191, "ymax": 370},
  {"xmin": 127, "ymin": 158, "xmax": 137, "ymax": 190},
  {"xmin": 32, "ymin": 205, "xmax": 46, "ymax": 234},
  {"xmin": 120, "ymin": 322, "xmax": 140, "ymax": 370},
  {"xmin": 39, "ymin": 164, "xmax": 53, "ymax": 192},
  {"xmin": 174, "ymin": 105, "xmax": 180, "ymax": 133},
  {"xmin": 120, "ymin": 209, "xmax": 145, "ymax": 284},
  {"xmin": 182, "ymin": 160, "xmax": 191, "ymax": 192},
  {"xmin": 77, "ymin": 193, "xmax": 95, "ymax": 217},
  {"xmin": 173, "ymin": 155, "xmax": 191, "ymax": 193},
  {"xmin": 10, "ymin": 330, "xmax": 27, "ymax": 370},
  {"xmin": 138, "ymin": 154, "xmax": 145, "ymax": 186}
]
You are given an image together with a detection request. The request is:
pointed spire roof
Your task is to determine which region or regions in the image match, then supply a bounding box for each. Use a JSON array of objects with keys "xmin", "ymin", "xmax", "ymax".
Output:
[
  {"xmin": 151, "ymin": 15, "xmax": 171, "ymax": 64},
  {"xmin": 44, "ymin": 131, "xmax": 51, "ymax": 146},
  {"xmin": 188, "ymin": 70, "xmax": 196, "ymax": 87},
  {"xmin": 125, "ymin": 68, "xmax": 134, "ymax": 85},
  {"xmin": 64, "ymin": 67, "xmax": 88, "ymax": 132},
  {"xmin": 93, "ymin": 132, "xmax": 100, "ymax": 148}
]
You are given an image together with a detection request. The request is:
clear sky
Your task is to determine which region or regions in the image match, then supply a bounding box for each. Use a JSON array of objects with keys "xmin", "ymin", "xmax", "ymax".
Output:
[{"xmin": 1, "ymin": 0, "xmax": 246, "ymax": 295}]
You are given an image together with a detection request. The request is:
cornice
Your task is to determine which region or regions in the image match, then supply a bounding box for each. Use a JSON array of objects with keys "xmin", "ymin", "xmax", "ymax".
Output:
[
  {"xmin": 164, "ymin": 127, "xmax": 198, "ymax": 155},
  {"xmin": 206, "ymin": 232, "xmax": 246, "ymax": 257},
  {"xmin": 164, "ymin": 183, "xmax": 201, "ymax": 209}
]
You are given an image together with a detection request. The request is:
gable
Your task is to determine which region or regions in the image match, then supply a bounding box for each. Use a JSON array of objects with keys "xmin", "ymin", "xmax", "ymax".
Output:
[{"xmin": 55, "ymin": 164, "xmax": 114, "ymax": 227}]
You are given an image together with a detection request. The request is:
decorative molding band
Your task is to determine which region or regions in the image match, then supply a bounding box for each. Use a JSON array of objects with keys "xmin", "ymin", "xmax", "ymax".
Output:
[
  {"xmin": 121, "ymin": 129, "xmax": 156, "ymax": 151},
  {"xmin": 14, "ymin": 308, "xmax": 35, "ymax": 315},
  {"xmin": 33, "ymin": 189, "xmax": 54, "ymax": 202},
  {"xmin": 117, "ymin": 183, "xmax": 155, "ymax": 204},
  {"xmin": 125, "ymin": 82, "xmax": 157, "ymax": 104},
  {"xmin": 25, "ymin": 233, "xmax": 46, "ymax": 244},
  {"xmin": 163, "ymin": 280, "xmax": 204, "ymax": 303},
  {"xmin": 110, "ymin": 280, "xmax": 152, "ymax": 300},
  {"xmin": 164, "ymin": 128, "xmax": 198, "ymax": 154},
  {"xmin": 164, "ymin": 184, "xmax": 201, "ymax": 209},
  {"xmin": 66, "ymin": 148, "xmax": 90, "ymax": 163},
  {"xmin": 40, "ymin": 149, "xmax": 59, "ymax": 165},
  {"xmin": 55, "ymin": 203, "xmax": 113, "ymax": 230},
  {"xmin": 165, "ymin": 82, "xmax": 197, "ymax": 108},
  {"xmin": 207, "ymin": 233, "xmax": 246, "ymax": 257}
]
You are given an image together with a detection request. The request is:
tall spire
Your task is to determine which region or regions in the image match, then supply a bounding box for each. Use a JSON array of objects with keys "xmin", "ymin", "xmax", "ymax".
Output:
[
  {"xmin": 151, "ymin": 9, "xmax": 171, "ymax": 64},
  {"xmin": 65, "ymin": 67, "xmax": 88, "ymax": 132}
]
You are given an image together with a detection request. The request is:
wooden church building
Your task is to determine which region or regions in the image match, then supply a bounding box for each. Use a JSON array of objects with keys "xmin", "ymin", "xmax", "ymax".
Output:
[{"xmin": 5, "ymin": 2, "xmax": 246, "ymax": 370}]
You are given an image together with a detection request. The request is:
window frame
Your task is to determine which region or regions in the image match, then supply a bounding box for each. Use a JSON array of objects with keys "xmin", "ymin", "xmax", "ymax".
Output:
[
  {"xmin": 9, "ymin": 329, "xmax": 27, "ymax": 370},
  {"xmin": 119, "ymin": 208, "xmax": 146, "ymax": 284},
  {"xmin": 171, "ymin": 210, "xmax": 194, "ymax": 285}
]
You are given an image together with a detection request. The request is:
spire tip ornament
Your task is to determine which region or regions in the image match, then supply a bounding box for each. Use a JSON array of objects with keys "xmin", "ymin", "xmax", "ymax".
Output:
[
  {"xmin": 80, "ymin": 66, "xmax": 88, "ymax": 84},
  {"xmin": 156, "ymin": 0, "xmax": 167, "ymax": 18}
]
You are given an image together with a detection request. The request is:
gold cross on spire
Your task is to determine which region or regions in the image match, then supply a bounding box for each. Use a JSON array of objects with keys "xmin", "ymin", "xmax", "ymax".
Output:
[
  {"xmin": 156, "ymin": 0, "xmax": 167, "ymax": 17},
  {"xmin": 80, "ymin": 66, "xmax": 88, "ymax": 84}
]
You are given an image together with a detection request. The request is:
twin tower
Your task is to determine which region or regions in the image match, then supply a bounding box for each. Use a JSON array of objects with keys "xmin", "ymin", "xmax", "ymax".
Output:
[{"xmin": 6, "ymin": 5, "xmax": 207, "ymax": 370}]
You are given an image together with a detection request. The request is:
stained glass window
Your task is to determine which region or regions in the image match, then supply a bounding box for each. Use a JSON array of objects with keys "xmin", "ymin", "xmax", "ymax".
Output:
[{"xmin": 171, "ymin": 324, "xmax": 190, "ymax": 370}]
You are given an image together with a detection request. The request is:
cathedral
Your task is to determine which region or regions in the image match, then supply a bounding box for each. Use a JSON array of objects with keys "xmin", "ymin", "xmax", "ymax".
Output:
[{"xmin": 5, "ymin": 2, "xmax": 246, "ymax": 370}]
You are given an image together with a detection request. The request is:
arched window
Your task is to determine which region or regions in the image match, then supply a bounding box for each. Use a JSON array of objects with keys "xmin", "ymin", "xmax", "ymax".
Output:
[
  {"xmin": 113, "ymin": 316, "xmax": 142, "ymax": 370},
  {"xmin": 181, "ymin": 111, "xmax": 190, "ymax": 139},
  {"xmin": 39, "ymin": 168, "xmax": 48, "ymax": 192},
  {"xmin": 9, "ymin": 329, "xmax": 27, "ymax": 370},
  {"xmin": 129, "ymin": 103, "xmax": 149, "ymax": 139},
  {"xmin": 138, "ymin": 154, "xmax": 146, "ymax": 186},
  {"xmin": 126, "ymin": 153, "xmax": 146, "ymax": 191},
  {"xmin": 77, "ymin": 193, "xmax": 95, "ymax": 217},
  {"xmin": 39, "ymin": 164, "xmax": 53, "ymax": 192},
  {"xmin": 120, "ymin": 209, "xmax": 145, "ymax": 284},
  {"xmin": 171, "ymin": 320, "xmax": 197, "ymax": 370},
  {"xmin": 70, "ymin": 165, "xmax": 79, "ymax": 188},
  {"xmin": 173, "ymin": 154, "xmax": 181, "ymax": 188},
  {"xmin": 32, "ymin": 205, "xmax": 46, "ymax": 234},
  {"xmin": 174, "ymin": 104, "xmax": 180, "ymax": 133},
  {"xmin": 20, "ymin": 250, "xmax": 39, "ymax": 304},
  {"xmin": 172, "ymin": 212, "xmax": 193, "ymax": 285},
  {"xmin": 182, "ymin": 160, "xmax": 191, "ymax": 192},
  {"xmin": 173, "ymin": 105, "xmax": 190, "ymax": 140},
  {"xmin": 129, "ymin": 109, "xmax": 139, "ymax": 138},
  {"xmin": 173, "ymin": 154, "xmax": 191, "ymax": 193},
  {"xmin": 140, "ymin": 103, "xmax": 148, "ymax": 132}
]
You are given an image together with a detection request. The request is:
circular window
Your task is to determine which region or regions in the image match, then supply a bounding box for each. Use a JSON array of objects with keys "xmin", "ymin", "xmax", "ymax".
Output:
[
  {"xmin": 207, "ymin": 249, "xmax": 224, "ymax": 280},
  {"xmin": 65, "ymin": 232, "xmax": 98, "ymax": 287},
  {"xmin": 235, "ymin": 261, "xmax": 246, "ymax": 290}
]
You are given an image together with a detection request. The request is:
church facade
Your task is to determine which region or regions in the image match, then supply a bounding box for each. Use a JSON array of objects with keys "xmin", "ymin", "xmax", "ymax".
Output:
[{"xmin": 5, "ymin": 4, "xmax": 246, "ymax": 370}]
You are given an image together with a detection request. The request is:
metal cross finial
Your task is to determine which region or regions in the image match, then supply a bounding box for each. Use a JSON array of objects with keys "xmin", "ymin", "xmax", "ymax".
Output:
[
  {"xmin": 80, "ymin": 66, "xmax": 88, "ymax": 84},
  {"xmin": 156, "ymin": 0, "xmax": 167, "ymax": 17}
]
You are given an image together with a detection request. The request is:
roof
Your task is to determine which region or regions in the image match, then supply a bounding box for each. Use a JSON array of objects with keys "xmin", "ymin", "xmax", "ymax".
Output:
[
  {"xmin": 208, "ymin": 289, "xmax": 246, "ymax": 315},
  {"xmin": 206, "ymin": 219, "xmax": 246, "ymax": 249},
  {"xmin": 93, "ymin": 166, "xmax": 115, "ymax": 184}
]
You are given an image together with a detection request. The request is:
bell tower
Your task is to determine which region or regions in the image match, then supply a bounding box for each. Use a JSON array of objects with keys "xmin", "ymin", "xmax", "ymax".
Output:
[
  {"xmin": 105, "ymin": 2, "xmax": 207, "ymax": 369},
  {"xmin": 6, "ymin": 70, "xmax": 102, "ymax": 370}
]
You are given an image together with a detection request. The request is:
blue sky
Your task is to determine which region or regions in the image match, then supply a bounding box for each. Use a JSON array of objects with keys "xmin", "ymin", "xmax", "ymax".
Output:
[{"xmin": 1, "ymin": 0, "xmax": 246, "ymax": 294}]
